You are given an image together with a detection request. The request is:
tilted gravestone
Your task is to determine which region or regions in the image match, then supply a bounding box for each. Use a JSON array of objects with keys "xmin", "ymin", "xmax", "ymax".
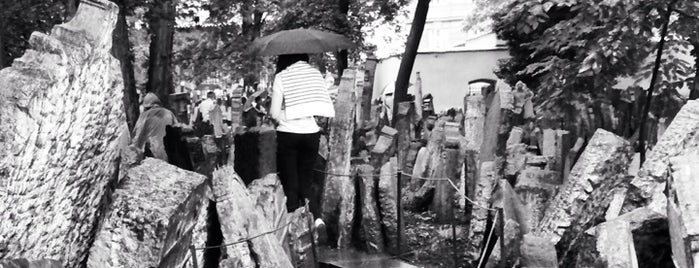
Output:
[{"xmin": 0, "ymin": 0, "xmax": 126, "ymax": 266}]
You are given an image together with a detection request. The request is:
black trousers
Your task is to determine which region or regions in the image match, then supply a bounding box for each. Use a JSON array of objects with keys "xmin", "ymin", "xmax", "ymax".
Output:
[{"xmin": 276, "ymin": 131, "xmax": 320, "ymax": 212}]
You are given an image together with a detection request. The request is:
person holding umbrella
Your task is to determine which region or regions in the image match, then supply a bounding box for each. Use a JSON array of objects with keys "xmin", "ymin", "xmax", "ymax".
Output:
[{"xmin": 250, "ymin": 28, "xmax": 355, "ymax": 212}]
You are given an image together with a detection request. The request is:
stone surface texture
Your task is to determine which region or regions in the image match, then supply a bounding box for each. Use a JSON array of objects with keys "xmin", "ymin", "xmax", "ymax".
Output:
[
  {"xmin": 248, "ymin": 173, "xmax": 288, "ymax": 240},
  {"xmin": 593, "ymin": 220, "xmax": 639, "ymax": 268},
  {"xmin": 356, "ymin": 164, "xmax": 384, "ymax": 253},
  {"xmin": 379, "ymin": 158, "xmax": 400, "ymax": 253},
  {"xmin": 320, "ymin": 70, "xmax": 357, "ymax": 248},
  {"xmin": 515, "ymin": 168, "xmax": 560, "ymax": 230},
  {"xmin": 534, "ymin": 129, "xmax": 632, "ymax": 244},
  {"xmin": 213, "ymin": 166, "xmax": 294, "ymax": 268},
  {"xmin": 463, "ymin": 94, "xmax": 485, "ymax": 151},
  {"xmin": 667, "ymin": 149, "xmax": 699, "ymax": 268},
  {"xmin": 87, "ymin": 158, "xmax": 210, "ymax": 268},
  {"xmin": 0, "ymin": 1, "xmax": 126, "ymax": 266},
  {"xmin": 0, "ymin": 259, "xmax": 62, "ymax": 268},
  {"xmin": 519, "ymin": 234, "xmax": 558, "ymax": 268},
  {"xmin": 466, "ymin": 161, "xmax": 498, "ymax": 260},
  {"xmin": 505, "ymin": 143, "xmax": 527, "ymax": 177},
  {"xmin": 631, "ymin": 100, "xmax": 699, "ymax": 204}
]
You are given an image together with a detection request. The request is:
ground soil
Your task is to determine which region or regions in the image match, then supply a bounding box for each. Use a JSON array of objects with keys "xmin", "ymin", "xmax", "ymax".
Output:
[{"xmin": 401, "ymin": 209, "xmax": 473, "ymax": 268}]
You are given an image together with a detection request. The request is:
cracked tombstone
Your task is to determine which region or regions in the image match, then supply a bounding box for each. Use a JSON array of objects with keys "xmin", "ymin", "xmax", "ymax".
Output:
[
  {"xmin": 0, "ymin": 1, "xmax": 126, "ymax": 266},
  {"xmin": 357, "ymin": 164, "xmax": 384, "ymax": 253},
  {"xmin": 213, "ymin": 166, "xmax": 294, "ymax": 268},
  {"xmin": 630, "ymin": 100, "xmax": 699, "ymax": 212},
  {"xmin": 320, "ymin": 69, "xmax": 357, "ymax": 248},
  {"xmin": 533, "ymin": 129, "xmax": 633, "ymax": 265},
  {"xmin": 88, "ymin": 158, "xmax": 211, "ymax": 268},
  {"xmin": 667, "ymin": 149, "xmax": 699, "ymax": 268}
]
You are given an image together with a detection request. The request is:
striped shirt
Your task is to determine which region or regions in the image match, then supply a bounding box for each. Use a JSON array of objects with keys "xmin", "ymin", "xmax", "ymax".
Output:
[
  {"xmin": 270, "ymin": 61, "xmax": 335, "ymax": 133},
  {"xmin": 277, "ymin": 62, "xmax": 335, "ymax": 119}
]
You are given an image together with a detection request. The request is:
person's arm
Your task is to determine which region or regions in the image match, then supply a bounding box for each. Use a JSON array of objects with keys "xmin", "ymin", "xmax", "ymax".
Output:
[{"xmin": 270, "ymin": 75, "xmax": 283, "ymax": 120}]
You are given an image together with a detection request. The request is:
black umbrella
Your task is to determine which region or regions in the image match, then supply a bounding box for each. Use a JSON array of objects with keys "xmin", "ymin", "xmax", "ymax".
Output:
[{"xmin": 247, "ymin": 28, "xmax": 357, "ymax": 56}]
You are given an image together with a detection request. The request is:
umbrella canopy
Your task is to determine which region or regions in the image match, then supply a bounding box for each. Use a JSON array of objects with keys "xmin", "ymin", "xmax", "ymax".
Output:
[
  {"xmin": 195, "ymin": 84, "xmax": 221, "ymax": 92},
  {"xmin": 247, "ymin": 28, "xmax": 357, "ymax": 56}
]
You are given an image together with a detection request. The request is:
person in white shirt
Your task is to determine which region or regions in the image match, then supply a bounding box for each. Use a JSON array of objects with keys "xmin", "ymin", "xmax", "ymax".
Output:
[
  {"xmin": 193, "ymin": 91, "xmax": 216, "ymax": 135},
  {"xmin": 270, "ymin": 54, "xmax": 335, "ymax": 213},
  {"xmin": 197, "ymin": 91, "xmax": 216, "ymax": 123}
]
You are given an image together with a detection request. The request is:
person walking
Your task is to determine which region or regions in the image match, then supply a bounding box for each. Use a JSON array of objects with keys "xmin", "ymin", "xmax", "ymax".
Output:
[
  {"xmin": 131, "ymin": 93, "xmax": 178, "ymax": 161},
  {"xmin": 270, "ymin": 54, "xmax": 335, "ymax": 212}
]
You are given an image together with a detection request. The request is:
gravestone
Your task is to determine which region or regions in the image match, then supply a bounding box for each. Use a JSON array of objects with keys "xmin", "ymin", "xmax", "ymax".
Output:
[
  {"xmin": 0, "ymin": 1, "xmax": 125, "ymax": 266},
  {"xmin": 321, "ymin": 70, "xmax": 357, "ymax": 248},
  {"xmin": 87, "ymin": 158, "xmax": 210, "ymax": 268}
]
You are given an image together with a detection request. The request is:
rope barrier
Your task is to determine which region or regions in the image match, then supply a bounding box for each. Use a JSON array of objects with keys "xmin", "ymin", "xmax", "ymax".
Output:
[
  {"xmin": 477, "ymin": 209, "xmax": 500, "ymax": 268},
  {"xmin": 313, "ymin": 168, "xmax": 497, "ymax": 212},
  {"xmin": 192, "ymin": 221, "xmax": 294, "ymax": 250}
]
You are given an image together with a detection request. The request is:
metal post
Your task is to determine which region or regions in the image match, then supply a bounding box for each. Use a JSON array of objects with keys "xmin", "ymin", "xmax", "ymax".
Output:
[
  {"xmin": 307, "ymin": 209, "xmax": 320, "ymax": 268},
  {"xmin": 451, "ymin": 202, "xmax": 457, "ymax": 268},
  {"xmin": 396, "ymin": 170, "xmax": 403, "ymax": 255},
  {"xmin": 189, "ymin": 245, "xmax": 199, "ymax": 268}
]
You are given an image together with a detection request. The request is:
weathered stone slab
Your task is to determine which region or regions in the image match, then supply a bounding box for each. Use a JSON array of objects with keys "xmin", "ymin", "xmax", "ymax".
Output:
[
  {"xmin": 371, "ymin": 126, "xmax": 398, "ymax": 154},
  {"xmin": 480, "ymin": 91, "xmax": 501, "ymax": 162},
  {"xmin": 466, "ymin": 161, "xmax": 498, "ymax": 260},
  {"xmin": 87, "ymin": 158, "xmax": 210, "ymax": 268},
  {"xmin": 515, "ymin": 168, "xmax": 560, "ymax": 233},
  {"xmin": 631, "ymin": 100, "xmax": 699, "ymax": 205},
  {"xmin": 553, "ymin": 130, "xmax": 570, "ymax": 174},
  {"xmin": 213, "ymin": 166, "xmax": 294, "ymax": 268},
  {"xmin": 405, "ymin": 120, "xmax": 445, "ymax": 210},
  {"xmin": 431, "ymin": 148, "xmax": 460, "ymax": 223},
  {"xmin": 578, "ymin": 220, "xmax": 638, "ymax": 268},
  {"xmin": 506, "ymin": 127, "xmax": 523, "ymax": 148},
  {"xmin": 0, "ymin": 259, "xmax": 61, "ymax": 268},
  {"xmin": 233, "ymin": 126, "xmax": 277, "ymax": 185},
  {"xmin": 520, "ymin": 234, "xmax": 558, "ymax": 268},
  {"xmin": 283, "ymin": 205, "xmax": 315, "ymax": 267},
  {"xmin": 0, "ymin": 1, "xmax": 125, "ymax": 266},
  {"xmin": 541, "ymin": 129, "xmax": 557, "ymax": 158},
  {"xmin": 525, "ymin": 154, "xmax": 549, "ymax": 168},
  {"xmin": 534, "ymin": 129, "xmax": 633, "ymax": 244},
  {"xmin": 463, "ymin": 94, "xmax": 485, "ymax": 151},
  {"xmin": 357, "ymin": 165, "xmax": 384, "ymax": 253},
  {"xmin": 321, "ymin": 69, "xmax": 357, "ymax": 248},
  {"xmin": 404, "ymin": 147, "xmax": 429, "ymax": 202},
  {"xmin": 605, "ymin": 186, "xmax": 629, "ymax": 221},
  {"xmin": 505, "ymin": 143, "xmax": 527, "ymax": 177},
  {"xmin": 667, "ymin": 149, "xmax": 699, "ymax": 268},
  {"xmin": 379, "ymin": 158, "xmax": 400, "ymax": 253},
  {"xmin": 499, "ymin": 180, "xmax": 530, "ymax": 267},
  {"xmin": 248, "ymin": 173, "xmax": 288, "ymax": 241},
  {"xmin": 588, "ymin": 206, "xmax": 665, "ymax": 236}
]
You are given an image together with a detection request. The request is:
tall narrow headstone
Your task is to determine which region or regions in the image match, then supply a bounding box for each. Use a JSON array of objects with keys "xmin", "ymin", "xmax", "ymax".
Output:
[
  {"xmin": 0, "ymin": 1, "xmax": 125, "ymax": 266},
  {"xmin": 320, "ymin": 69, "xmax": 357, "ymax": 248}
]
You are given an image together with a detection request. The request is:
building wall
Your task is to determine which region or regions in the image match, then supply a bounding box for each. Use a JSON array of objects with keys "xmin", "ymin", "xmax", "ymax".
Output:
[
  {"xmin": 406, "ymin": 0, "xmax": 472, "ymax": 52},
  {"xmin": 373, "ymin": 49, "xmax": 510, "ymax": 113}
]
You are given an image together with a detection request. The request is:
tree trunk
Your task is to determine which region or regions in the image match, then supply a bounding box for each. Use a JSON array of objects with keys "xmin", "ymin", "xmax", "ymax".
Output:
[
  {"xmin": 241, "ymin": 0, "xmax": 262, "ymax": 91},
  {"xmin": 112, "ymin": 2, "xmax": 139, "ymax": 130},
  {"xmin": 638, "ymin": 0, "xmax": 675, "ymax": 164},
  {"xmin": 0, "ymin": 17, "xmax": 6, "ymax": 68},
  {"xmin": 392, "ymin": 0, "xmax": 430, "ymax": 123},
  {"xmin": 333, "ymin": 0, "xmax": 350, "ymax": 85},
  {"xmin": 690, "ymin": 40, "xmax": 699, "ymax": 100},
  {"xmin": 334, "ymin": 50, "xmax": 348, "ymax": 85},
  {"xmin": 147, "ymin": 0, "xmax": 175, "ymax": 109}
]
